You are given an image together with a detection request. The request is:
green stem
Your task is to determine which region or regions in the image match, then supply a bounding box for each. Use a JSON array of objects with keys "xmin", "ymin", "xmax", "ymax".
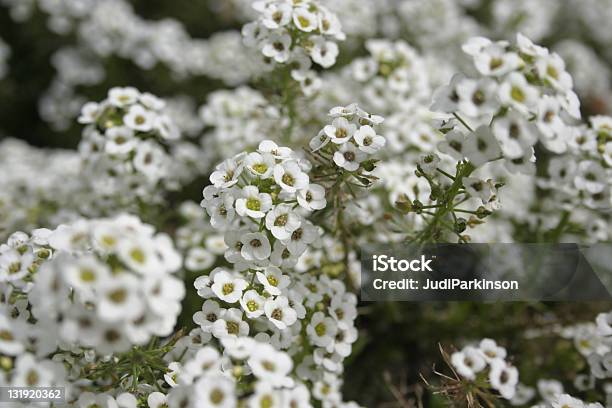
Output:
[{"xmin": 453, "ymin": 112, "xmax": 474, "ymax": 132}]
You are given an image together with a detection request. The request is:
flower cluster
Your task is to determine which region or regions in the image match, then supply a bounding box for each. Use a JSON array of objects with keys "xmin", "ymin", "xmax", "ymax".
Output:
[
  {"xmin": 242, "ymin": 0, "xmax": 345, "ymax": 84},
  {"xmin": 199, "ymin": 87, "xmax": 282, "ymax": 158},
  {"xmin": 202, "ymin": 140, "xmax": 325, "ymax": 269},
  {"xmin": 560, "ymin": 310, "xmax": 612, "ymax": 386},
  {"xmin": 162, "ymin": 271, "xmax": 359, "ymax": 407},
  {"xmin": 451, "ymin": 338, "xmax": 519, "ymax": 400},
  {"xmin": 1, "ymin": 214, "xmax": 184, "ymax": 357},
  {"xmin": 348, "ymin": 39, "xmax": 431, "ymax": 115},
  {"xmin": 522, "ymin": 380, "xmax": 605, "ymax": 407},
  {"xmin": 432, "ymin": 33, "xmax": 581, "ymax": 173},
  {"xmin": 538, "ymin": 115, "xmax": 612, "ymax": 211},
  {"xmin": 0, "ymin": 139, "xmax": 83, "ymax": 242},
  {"xmin": 310, "ymin": 104, "xmax": 385, "ymax": 173},
  {"xmin": 77, "ymin": 87, "xmax": 194, "ymax": 204},
  {"xmin": 188, "ymin": 140, "xmax": 363, "ymax": 406}
]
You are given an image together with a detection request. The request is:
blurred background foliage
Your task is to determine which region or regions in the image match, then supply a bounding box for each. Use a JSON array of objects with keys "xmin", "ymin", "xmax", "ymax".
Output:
[{"xmin": 0, "ymin": 0, "xmax": 234, "ymax": 148}]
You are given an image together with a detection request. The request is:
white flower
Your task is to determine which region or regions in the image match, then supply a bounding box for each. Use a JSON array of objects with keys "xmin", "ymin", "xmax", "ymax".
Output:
[
  {"xmin": 538, "ymin": 379, "xmax": 564, "ymax": 403},
  {"xmin": 258, "ymin": 140, "xmax": 292, "ymax": 160},
  {"xmin": 431, "ymin": 73, "xmax": 463, "ymax": 113},
  {"xmin": 492, "ymin": 111, "xmax": 537, "ymax": 159},
  {"xmin": 309, "ymin": 35, "xmax": 339, "ymax": 68},
  {"xmin": 451, "ymin": 346, "xmax": 486, "ymax": 380},
  {"xmin": 293, "ymin": 7, "xmax": 318, "ymax": 32},
  {"xmin": 536, "ymin": 53, "xmax": 573, "ymax": 92},
  {"xmin": 264, "ymin": 295, "xmax": 297, "ymax": 329},
  {"xmin": 212, "ymin": 308, "xmax": 249, "ymax": 338},
  {"xmin": 140, "ymin": 92, "xmax": 165, "ymax": 111},
  {"xmin": 510, "ymin": 384, "xmax": 536, "ymax": 406},
  {"xmin": 329, "ymin": 298, "xmax": 357, "ymax": 330},
  {"xmin": 270, "ymin": 241, "xmax": 299, "ymax": 268},
  {"xmin": 283, "ymin": 383, "xmax": 311, "ymax": 408},
  {"xmin": 244, "ymin": 152, "xmax": 275, "ymax": 178},
  {"xmin": 262, "ymin": 32, "xmax": 292, "ymax": 63},
  {"xmin": 143, "ymin": 275, "xmax": 184, "ymax": 323},
  {"xmin": 489, "ymin": 359, "xmax": 518, "ymax": 400},
  {"xmin": 595, "ymin": 312, "xmax": 612, "ymax": 336},
  {"xmin": 353, "ymin": 125, "xmax": 385, "ymax": 154},
  {"xmin": 63, "ymin": 254, "xmax": 110, "ymax": 298},
  {"xmin": 240, "ymin": 289, "xmax": 266, "ymax": 318},
  {"xmin": 210, "ymin": 158, "xmax": 243, "ymax": 188},
  {"xmin": 456, "ymin": 78, "xmax": 499, "ymax": 118},
  {"xmin": 516, "ymin": 33, "xmax": 548, "ymax": 57},
  {"xmin": 48, "ymin": 221, "xmax": 91, "ymax": 252},
  {"xmin": 248, "ymin": 343, "xmax": 293, "ymax": 387},
  {"xmin": 324, "ymin": 117, "xmax": 357, "ymax": 144},
  {"xmin": 567, "ymin": 126, "xmax": 597, "ymax": 153},
  {"xmin": 332, "ymin": 326, "xmax": 358, "ymax": 357},
  {"xmin": 552, "ymin": 394, "xmax": 586, "ymax": 408},
  {"xmin": 471, "ymin": 40, "xmax": 522, "ymax": 77},
  {"xmin": 438, "ymin": 130, "xmax": 468, "ymax": 160},
  {"xmin": 417, "ymin": 153, "xmax": 440, "ymax": 176},
  {"xmin": 0, "ymin": 314, "xmax": 24, "ymax": 355},
  {"xmin": 329, "ymin": 103, "xmax": 359, "ymax": 118},
  {"xmin": 167, "ymin": 386, "xmax": 196, "ymax": 408},
  {"xmin": 117, "ymin": 393, "xmax": 137, "ymax": 408},
  {"xmin": 333, "ymin": 143, "xmax": 366, "ymax": 171},
  {"xmin": 307, "ymin": 312, "xmax": 338, "ymax": 348},
  {"xmin": 479, "ymin": 338, "xmax": 507, "ymax": 362},
  {"xmin": 185, "ymin": 247, "xmax": 215, "ymax": 271},
  {"xmin": 221, "ymin": 336, "xmax": 256, "ymax": 360},
  {"xmin": 78, "ymin": 102, "xmax": 101, "ymax": 124},
  {"xmin": 297, "ymin": 184, "xmax": 326, "ymax": 211},
  {"xmin": 154, "ymin": 114, "xmax": 180, "ymax": 141},
  {"xmin": 98, "ymin": 274, "xmax": 144, "ymax": 322},
  {"xmin": 242, "ymin": 21, "xmax": 268, "ymax": 47},
  {"xmin": 0, "ymin": 248, "xmax": 34, "ymax": 282},
  {"xmin": 248, "ymin": 382, "xmax": 283, "ymax": 408},
  {"xmin": 105, "ymin": 126, "xmax": 137, "ymax": 155},
  {"xmin": 498, "ymin": 73, "xmax": 538, "ymax": 114},
  {"xmin": 463, "ymin": 177, "xmax": 494, "ymax": 204},
  {"xmin": 211, "ymin": 269, "xmax": 248, "ymax": 303},
  {"xmin": 283, "ymin": 222, "xmax": 317, "ymax": 256},
  {"xmin": 147, "ymin": 392, "xmax": 168, "ymax": 408},
  {"xmin": 194, "ymin": 375, "xmax": 236, "ymax": 408},
  {"xmin": 464, "ymin": 125, "xmax": 501, "ymax": 167},
  {"xmin": 256, "ymin": 266, "xmax": 290, "ymax": 295},
  {"xmin": 235, "ymin": 186, "xmax": 273, "ymax": 219},
  {"xmin": 574, "ymin": 161, "xmax": 606, "ymax": 194},
  {"xmin": 206, "ymin": 194, "xmax": 236, "ymax": 229},
  {"xmin": 240, "ymin": 232, "xmax": 272, "ymax": 261},
  {"xmin": 193, "ymin": 299, "xmax": 222, "ymax": 331},
  {"xmin": 108, "ymin": 86, "xmax": 140, "ymax": 107},
  {"xmin": 117, "ymin": 236, "xmax": 159, "ymax": 275},
  {"xmin": 310, "ymin": 129, "xmax": 331, "ymax": 152},
  {"xmin": 265, "ymin": 204, "xmax": 301, "ymax": 240},
  {"xmin": 318, "ymin": 9, "xmax": 343, "ymax": 39},
  {"xmin": 462, "ymin": 36, "xmax": 493, "ymax": 57},
  {"xmin": 262, "ymin": 2, "xmax": 292, "ymax": 29},
  {"xmin": 182, "ymin": 347, "xmax": 221, "ymax": 382},
  {"xmin": 536, "ymin": 96, "xmax": 566, "ymax": 139},
  {"xmin": 352, "ymin": 58, "xmax": 378, "ymax": 82},
  {"xmin": 124, "ymin": 104, "xmax": 155, "ymax": 132},
  {"xmin": 274, "ymin": 161, "xmax": 309, "ymax": 193},
  {"xmin": 132, "ymin": 141, "xmax": 167, "ymax": 181}
]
